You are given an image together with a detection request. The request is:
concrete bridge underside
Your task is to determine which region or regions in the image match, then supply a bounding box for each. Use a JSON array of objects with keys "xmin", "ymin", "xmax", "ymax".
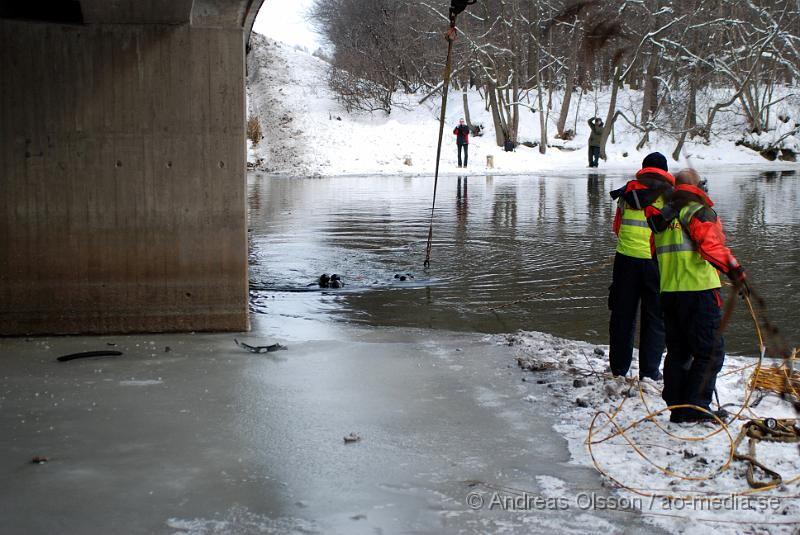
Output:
[{"xmin": 1, "ymin": 0, "xmax": 266, "ymax": 335}]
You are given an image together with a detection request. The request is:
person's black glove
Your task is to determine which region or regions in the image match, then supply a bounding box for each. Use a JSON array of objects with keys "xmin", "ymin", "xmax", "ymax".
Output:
[{"xmin": 727, "ymin": 264, "xmax": 750, "ymax": 296}]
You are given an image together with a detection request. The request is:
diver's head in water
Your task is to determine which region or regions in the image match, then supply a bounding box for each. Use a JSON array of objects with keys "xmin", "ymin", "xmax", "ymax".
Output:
[{"xmin": 319, "ymin": 274, "xmax": 330, "ymax": 288}]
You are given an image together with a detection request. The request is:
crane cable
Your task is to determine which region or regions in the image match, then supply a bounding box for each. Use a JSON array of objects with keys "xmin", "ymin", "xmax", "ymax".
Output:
[{"xmin": 424, "ymin": 7, "xmax": 465, "ymax": 269}]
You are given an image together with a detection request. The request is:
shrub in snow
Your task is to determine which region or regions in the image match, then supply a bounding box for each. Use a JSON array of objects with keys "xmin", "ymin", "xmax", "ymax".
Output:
[{"xmin": 247, "ymin": 116, "xmax": 263, "ymax": 147}]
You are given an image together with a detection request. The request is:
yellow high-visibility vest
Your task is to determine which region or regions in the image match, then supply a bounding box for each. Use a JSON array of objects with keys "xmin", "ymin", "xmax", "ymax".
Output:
[
  {"xmin": 654, "ymin": 202, "xmax": 721, "ymax": 292},
  {"xmin": 616, "ymin": 195, "xmax": 663, "ymax": 259}
]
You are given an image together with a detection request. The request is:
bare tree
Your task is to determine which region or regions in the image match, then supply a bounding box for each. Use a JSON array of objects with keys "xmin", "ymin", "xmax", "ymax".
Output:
[{"xmin": 309, "ymin": 0, "xmax": 800, "ymax": 152}]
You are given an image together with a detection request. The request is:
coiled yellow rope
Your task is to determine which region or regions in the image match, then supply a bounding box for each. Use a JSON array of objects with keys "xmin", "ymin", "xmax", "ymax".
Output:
[{"xmin": 586, "ymin": 290, "xmax": 799, "ymax": 499}]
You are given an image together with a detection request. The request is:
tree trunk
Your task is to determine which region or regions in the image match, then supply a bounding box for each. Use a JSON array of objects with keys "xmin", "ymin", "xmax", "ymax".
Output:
[
  {"xmin": 572, "ymin": 88, "xmax": 584, "ymax": 134},
  {"xmin": 488, "ymin": 84, "xmax": 506, "ymax": 146},
  {"xmin": 741, "ymin": 85, "xmax": 761, "ymax": 133},
  {"xmin": 626, "ymin": 54, "xmax": 641, "ymax": 90},
  {"xmin": 671, "ymin": 79, "xmax": 697, "ymax": 161},
  {"xmin": 557, "ymin": 44, "xmax": 578, "ymax": 138},
  {"xmin": 535, "ymin": 47, "xmax": 547, "ymax": 154},
  {"xmin": 502, "ymin": 87, "xmax": 514, "ymax": 140},
  {"xmin": 526, "ymin": 1, "xmax": 537, "ymax": 85},
  {"xmin": 672, "ymin": 129, "xmax": 688, "ymax": 162},
  {"xmin": 640, "ymin": 50, "xmax": 660, "ymax": 128},
  {"xmin": 687, "ymin": 79, "xmax": 697, "ymax": 133},
  {"xmin": 636, "ymin": 53, "xmax": 659, "ymax": 149},
  {"xmin": 599, "ymin": 63, "xmax": 622, "ymax": 160},
  {"xmin": 462, "ymin": 88, "xmax": 472, "ymax": 129},
  {"xmin": 764, "ymin": 73, "xmax": 774, "ymax": 130},
  {"xmin": 498, "ymin": 89, "xmax": 510, "ymax": 132},
  {"xmin": 461, "ymin": 68, "xmax": 472, "ymax": 129},
  {"xmin": 511, "ymin": 12, "xmax": 521, "ymax": 144},
  {"xmin": 601, "ymin": 56, "xmax": 611, "ymax": 87}
]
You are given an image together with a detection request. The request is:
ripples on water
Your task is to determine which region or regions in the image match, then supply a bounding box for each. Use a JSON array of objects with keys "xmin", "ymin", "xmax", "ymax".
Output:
[{"xmin": 248, "ymin": 169, "xmax": 798, "ymax": 354}]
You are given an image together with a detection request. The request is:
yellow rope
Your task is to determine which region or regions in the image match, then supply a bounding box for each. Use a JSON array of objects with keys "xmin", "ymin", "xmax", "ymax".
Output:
[
  {"xmin": 584, "ymin": 288, "xmax": 799, "ymax": 501},
  {"xmin": 750, "ymin": 353, "xmax": 799, "ymax": 398}
]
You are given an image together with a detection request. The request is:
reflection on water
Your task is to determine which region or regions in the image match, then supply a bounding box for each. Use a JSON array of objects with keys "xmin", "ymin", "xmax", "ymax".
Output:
[{"xmin": 248, "ymin": 169, "xmax": 799, "ymax": 354}]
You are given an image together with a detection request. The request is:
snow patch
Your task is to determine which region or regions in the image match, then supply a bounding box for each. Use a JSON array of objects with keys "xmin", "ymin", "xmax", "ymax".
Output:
[
  {"xmin": 503, "ymin": 330, "xmax": 800, "ymax": 534},
  {"xmin": 167, "ymin": 505, "xmax": 318, "ymax": 534},
  {"xmin": 536, "ymin": 475, "xmax": 569, "ymax": 499},
  {"xmin": 119, "ymin": 379, "xmax": 164, "ymax": 387}
]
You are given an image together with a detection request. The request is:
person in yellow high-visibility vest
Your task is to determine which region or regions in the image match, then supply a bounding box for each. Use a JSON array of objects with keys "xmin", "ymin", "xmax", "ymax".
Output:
[
  {"xmin": 645, "ymin": 169, "xmax": 747, "ymax": 423},
  {"xmin": 608, "ymin": 152, "xmax": 675, "ymax": 381}
]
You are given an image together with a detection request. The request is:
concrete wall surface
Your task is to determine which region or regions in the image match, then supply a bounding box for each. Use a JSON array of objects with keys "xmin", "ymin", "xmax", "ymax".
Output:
[{"xmin": 0, "ymin": 20, "xmax": 249, "ymax": 334}]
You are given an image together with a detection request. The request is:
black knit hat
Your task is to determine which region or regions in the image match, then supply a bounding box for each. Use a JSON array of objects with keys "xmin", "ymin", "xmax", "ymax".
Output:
[{"xmin": 642, "ymin": 152, "xmax": 668, "ymax": 172}]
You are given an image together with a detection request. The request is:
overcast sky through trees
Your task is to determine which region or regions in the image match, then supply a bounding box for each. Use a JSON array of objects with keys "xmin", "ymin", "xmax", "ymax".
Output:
[{"xmin": 253, "ymin": 0, "xmax": 322, "ymax": 51}]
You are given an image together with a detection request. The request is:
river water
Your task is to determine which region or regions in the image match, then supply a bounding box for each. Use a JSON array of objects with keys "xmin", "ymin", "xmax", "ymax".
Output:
[{"xmin": 248, "ymin": 168, "xmax": 798, "ymax": 355}]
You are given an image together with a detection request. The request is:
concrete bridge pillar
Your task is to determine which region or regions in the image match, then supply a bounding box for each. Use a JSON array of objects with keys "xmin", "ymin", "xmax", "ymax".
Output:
[{"xmin": 0, "ymin": 0, "xmax": 264, "ymax": 334}]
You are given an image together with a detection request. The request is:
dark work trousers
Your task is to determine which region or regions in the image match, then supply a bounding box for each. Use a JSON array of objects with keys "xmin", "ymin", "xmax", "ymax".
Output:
[
  {"xmin": 457, "ymin": 143, "xmax": 468, "ymax": 167},
  {"xmin": 661, "ymin": 289, "xmax": 725, "ymax": 418},
  {"xmin": 588, "ymin": 145, "xmax": 600, "ymax": 167},
  {"xmin": 608, "ymin": 252, "xmax": 665, "ymax": 378}
]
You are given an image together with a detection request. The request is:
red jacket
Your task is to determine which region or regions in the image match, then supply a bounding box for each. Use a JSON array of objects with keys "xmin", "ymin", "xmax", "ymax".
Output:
[
  {"xmin": 645, "ymin": 184, "xmax": 739, "ymax": 274},
  {"xmin": 611, "ymin": 167, "xmax": 675, "ymax": 236},
  {"xmin": 453, "ymin": 125, "xmax": 469, "ymax": 145}
]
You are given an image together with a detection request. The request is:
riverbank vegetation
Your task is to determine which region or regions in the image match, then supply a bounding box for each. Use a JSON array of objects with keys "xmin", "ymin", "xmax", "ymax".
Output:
[{"xmin": 309, "ymin": 0, "xmax": 800, "ymax": 160}]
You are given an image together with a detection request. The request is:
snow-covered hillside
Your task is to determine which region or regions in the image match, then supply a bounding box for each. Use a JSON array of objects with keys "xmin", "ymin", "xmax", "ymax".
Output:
[{"xmin": 246, "ymin": 33, "xmax": 798, "ymax": 176}]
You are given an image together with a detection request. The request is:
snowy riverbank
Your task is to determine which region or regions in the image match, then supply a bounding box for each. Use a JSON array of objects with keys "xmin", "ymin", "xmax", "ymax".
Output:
[
  {"xmin": 500, "ymin": 330, "xmax": 800, "ymax": 534},
  {"xmin": 246, "ymin": 34, "xmax": 799, "ymax": 178}
]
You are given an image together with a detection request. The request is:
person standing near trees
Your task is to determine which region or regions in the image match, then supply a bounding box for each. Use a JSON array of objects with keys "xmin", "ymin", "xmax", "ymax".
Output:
[
  {"xmin": 588, "ymin": 117, "xmax": 603, "ymax": 167},
  {"xmin": 453, "ymin": 118, "xmax": 470, "ymax": 168}
]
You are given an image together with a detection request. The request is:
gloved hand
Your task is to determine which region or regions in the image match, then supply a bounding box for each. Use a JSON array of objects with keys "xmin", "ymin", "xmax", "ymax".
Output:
[{"xmin": 727, "ymin": 264, "xmax": 750, "ymax": 296}]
